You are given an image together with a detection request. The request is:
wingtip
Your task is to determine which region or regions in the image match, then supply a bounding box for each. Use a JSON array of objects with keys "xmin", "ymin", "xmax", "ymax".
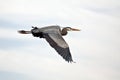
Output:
[{"xmin": 67, "ymin": 60, "xmax": 76, "ymax": 63}]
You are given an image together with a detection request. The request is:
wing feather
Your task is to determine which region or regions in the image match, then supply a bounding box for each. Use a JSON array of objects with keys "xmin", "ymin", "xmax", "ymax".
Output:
[{"xmin": 43, "ymin": 33, "xmax": 73, "ymax": 62}]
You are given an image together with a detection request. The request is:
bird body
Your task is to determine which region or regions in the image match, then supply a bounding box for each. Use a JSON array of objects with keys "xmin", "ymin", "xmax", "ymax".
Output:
[
  {"xmin": 31, "ymin": 26, "xmax": 61, "ymax": 37},
  {"xmin": 18, "ymin": 25, "xmax": 80, "ymax": 62}
]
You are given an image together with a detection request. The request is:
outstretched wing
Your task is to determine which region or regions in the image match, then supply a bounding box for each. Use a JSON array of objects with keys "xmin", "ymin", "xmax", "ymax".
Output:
[{"xmin": 43, "ymin": 32, "xmax": 73, "ymax": 62}]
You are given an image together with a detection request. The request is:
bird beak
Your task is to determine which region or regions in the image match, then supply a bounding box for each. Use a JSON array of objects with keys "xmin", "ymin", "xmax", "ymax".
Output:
[{"xmin": 71, "ymin": 28, "xmax": 81, "ymax": 31}]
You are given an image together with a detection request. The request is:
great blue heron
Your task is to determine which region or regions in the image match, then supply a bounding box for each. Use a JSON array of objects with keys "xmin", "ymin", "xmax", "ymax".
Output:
[{"xmin": 18, "ymin": 25, "xmax": 80, "ymax": 62}]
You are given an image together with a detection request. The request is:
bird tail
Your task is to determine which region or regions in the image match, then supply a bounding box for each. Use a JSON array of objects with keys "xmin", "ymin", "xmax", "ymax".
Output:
[{"xmin": 18, "ymin": 30, "xmax": 31, "ymax": 34}]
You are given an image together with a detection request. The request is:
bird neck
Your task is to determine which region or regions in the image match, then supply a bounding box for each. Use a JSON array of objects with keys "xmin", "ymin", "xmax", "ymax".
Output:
[{"xmin": 61, "ymin": 28, "xmax": 68, "ymax": 36}]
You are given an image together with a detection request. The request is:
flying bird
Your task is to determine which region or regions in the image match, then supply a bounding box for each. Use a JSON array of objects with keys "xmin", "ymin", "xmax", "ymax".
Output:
[{"xmin": 18, "ymin": 25, "xmax": 80, "ymax": 62}]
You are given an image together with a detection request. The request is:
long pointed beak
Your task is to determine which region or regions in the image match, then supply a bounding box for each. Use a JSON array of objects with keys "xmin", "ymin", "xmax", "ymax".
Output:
[
  {"xmin": 18, "ymin": 30, "xmax": 31, "ymax": 34},
  {"xmin": 71, "ymin": 28, "xmax": 81, "ymax": 31}
]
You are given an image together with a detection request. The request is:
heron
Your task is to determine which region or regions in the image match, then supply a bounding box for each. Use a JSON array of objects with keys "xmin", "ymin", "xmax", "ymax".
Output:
[{"xmin": 18, "ymin": 25, "xmax": 80, "ymax": 62}]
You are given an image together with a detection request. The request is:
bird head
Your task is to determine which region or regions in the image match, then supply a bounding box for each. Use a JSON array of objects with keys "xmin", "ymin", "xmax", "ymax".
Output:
[{"xmin": 65, "ymin": 27, "xmax": 81, "ymax": 31}]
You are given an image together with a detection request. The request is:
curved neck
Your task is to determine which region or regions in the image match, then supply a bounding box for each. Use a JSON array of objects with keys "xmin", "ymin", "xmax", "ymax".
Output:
[{"xmin": 61, "ymin": 28, "xmax": 68, "ymax": 36}]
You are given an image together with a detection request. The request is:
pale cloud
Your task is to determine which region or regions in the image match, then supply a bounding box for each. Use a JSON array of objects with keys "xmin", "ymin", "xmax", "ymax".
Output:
[
  {"xmin": 0, "ymin": 0, "xmax": 119, "ymax": 17},
  {"xmin": 0, "ymin": 0, "xmax": 120, "ymax": 80},
  {"xmin": 0, "ymin": 28, "xmax": 33, "ymax": 40}
]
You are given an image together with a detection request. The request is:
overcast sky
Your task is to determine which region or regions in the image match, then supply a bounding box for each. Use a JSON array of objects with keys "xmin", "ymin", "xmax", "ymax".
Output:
[{"xmin": 0, "ymin": 0, "xmax": 120, "ymax": 80}]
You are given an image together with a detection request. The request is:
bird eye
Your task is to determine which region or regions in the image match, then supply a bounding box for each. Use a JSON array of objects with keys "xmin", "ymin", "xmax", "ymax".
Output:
[{"xmin": 65, "ymin": 27, "xmax": 71, "ymax": 30}]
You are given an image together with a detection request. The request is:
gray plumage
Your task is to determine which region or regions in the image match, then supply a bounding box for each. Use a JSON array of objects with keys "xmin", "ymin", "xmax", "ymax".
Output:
[{"xmin": 18, "ymin": 25, "xmax": 80, "ymax": 63}]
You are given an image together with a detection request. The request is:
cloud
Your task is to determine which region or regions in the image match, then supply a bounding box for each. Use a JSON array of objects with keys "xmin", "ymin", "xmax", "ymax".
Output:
[
  {"xmin": 0, "ymin": 71, "xmax": 33, "ymax": 80},
  {"xmin": 1, "ymin": 0, "xmax": 119, "ymax": 18},
  {"xmin": 0, "ymin": 48, "xmax": 120, "ymax": 80},
  {"xmin": 0, "ymin": 0, "xmax": 120, "ymax": 80}
]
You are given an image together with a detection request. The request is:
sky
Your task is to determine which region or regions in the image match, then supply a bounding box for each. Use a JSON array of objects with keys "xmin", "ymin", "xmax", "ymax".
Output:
[{"xmin": 0, "ymin": 0, "xmax": 120, "ymax": 80}]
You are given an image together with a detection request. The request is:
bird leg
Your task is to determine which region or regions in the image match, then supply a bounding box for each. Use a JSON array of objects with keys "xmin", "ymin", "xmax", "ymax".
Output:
[{"xmin": 18, "ymin": 30, "xmax": 31, "ymax": 34}]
